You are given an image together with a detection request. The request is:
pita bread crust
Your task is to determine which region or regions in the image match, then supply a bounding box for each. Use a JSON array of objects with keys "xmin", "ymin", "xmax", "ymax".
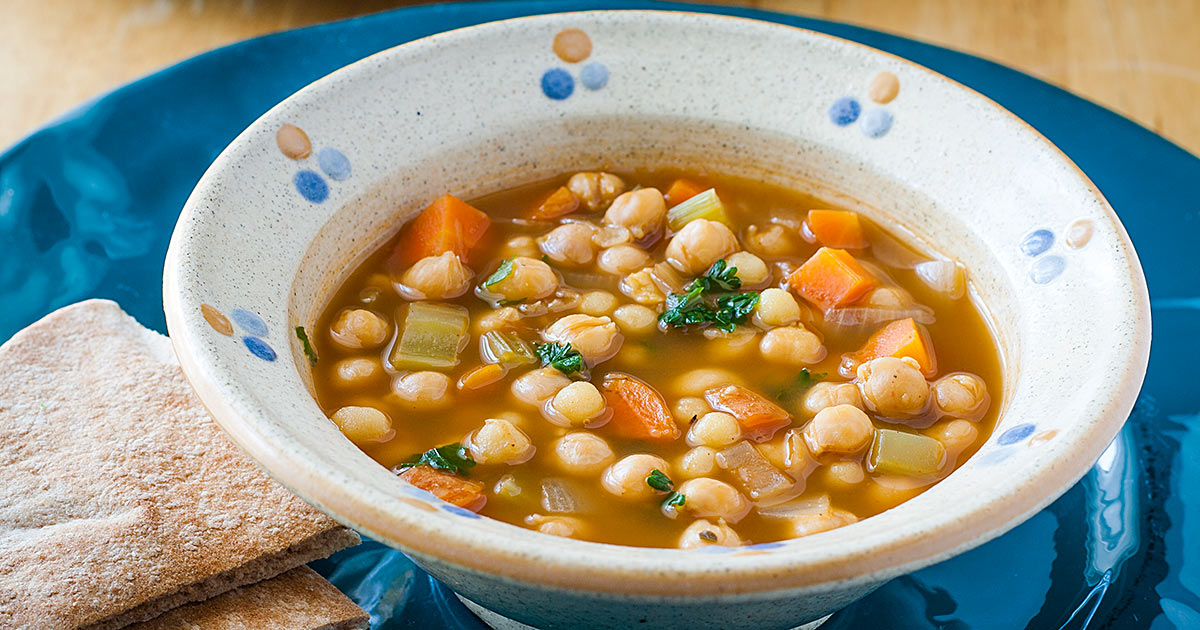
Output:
[
  {"xmin": 126, "ymin": 567, "xmax": 368, "ymax": 630},
  {"xmin": 0, "ymin": 300, "xmax": 359, "ymax": 629}
]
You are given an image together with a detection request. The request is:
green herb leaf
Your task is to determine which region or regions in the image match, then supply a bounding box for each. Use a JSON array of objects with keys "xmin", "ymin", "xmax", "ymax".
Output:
[
  {"xmin": 397, "ymin": 443, "xmax": 477, "ymax": 476},
  {"xmin": 795, "ymin": 368, "xmax": 828, "ymax": 390},
  {"xmin": 534, "ymin": 342, "xmax": 584, "ymax": 376},
  {"xmin": 658, "ymin": 259, "xmax": 757, "ymax": 332},
  {"xmin": 663, "ymin": 491, "xmax": 686, "ymax": 508},
  {"xmin": 690, "ymin": 259, "xmax": 741, "ymax": 293},
  {"xmin": 497, "ymin": 298, "xmax": 526, "ymax": 307},
  {"xmin": 646, "ymin": 469, "xmax": 674, "ymax": 492},
  {"xmin": 484, "ymin": 258, "xmax": 516, "ymax": 288},
  {"xmin": 713, "ymin": 292, "xmax": 760, "ymax": 332},
  {"xmin": 295, "ymin": 326, "xmax": 318, "ymax": 365}
]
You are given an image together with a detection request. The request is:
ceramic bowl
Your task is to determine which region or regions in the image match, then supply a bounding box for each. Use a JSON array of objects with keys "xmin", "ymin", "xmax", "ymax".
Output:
[{"xmin": 163, "ymin": 10, "xmax": 1150, "ymax": 629}]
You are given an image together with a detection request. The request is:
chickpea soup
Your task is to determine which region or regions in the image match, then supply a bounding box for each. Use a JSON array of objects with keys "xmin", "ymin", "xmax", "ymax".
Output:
[{"xmin": 308, "ymin": 170, "xmax": 1002, "ymax": 549}]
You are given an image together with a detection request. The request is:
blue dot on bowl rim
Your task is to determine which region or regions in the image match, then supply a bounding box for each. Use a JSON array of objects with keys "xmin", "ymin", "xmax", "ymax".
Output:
[
  {"xmin": 998, "ymin": 423, "xmax": 1037, "ymax": 446},
  {"xmin": 294, "ymin": 170, "xmax": 329, "ymax": 203},
  {"xmin": 975, "ymin": 448, "xmax": 1018, "ymax": 467},
  {"xmin": 1020, "ymin": 229, "xmax": 1055, "ymax": 257},
  {"xmin": 859, "ymin": 108, "xmax": 894, "ymax": 138},
  {"xmin": 744, "ymin": 542, "xmax": 786, "ymax": 551},
  {"xmin": 1031, "ymin": 255, "xmax": 1067, "ymax": 284},
  {"xmin": 230, "ymin": 308, "xmax": 268, "ymax": 337},
  {"xmin": 441, "ymin": 505, "xmax": 482, "ymax": 519},
  {"xmin": 828, "ymin": 97, "xmax": 861, "ymax": 126},
  {"xmin": 579, "ymin": 62, "xmax": 609, "ymax": 90},
  {"xmin": 242, "ymin": 336, "xmax": 277, "ymax": 361},
  {"xmin": 317, "ymin": 148, "xmax": 351, "ymax": 181},
  {"xmin": 541, "ymin": 68, "xmax": 575, "ymax": 100}
]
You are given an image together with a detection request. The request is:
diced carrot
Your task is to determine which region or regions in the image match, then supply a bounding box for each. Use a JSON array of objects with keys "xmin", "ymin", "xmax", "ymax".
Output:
[
  {"xmin": 458, "ymin": 363, "xmax": 507, "ymax": 391},
  {"xmin": 854, "ymin": 317, "xmax": 938, "ymax": 377},
  {"xmin": 704, "ymin": 385, "xmax": 792, "ymax": 442},
  {"xmin": 806, "ymin": 210, "xmax": 867, "ymax": 249},
  {"xmin": 602, "ymin": 373, "xmax": 680, "ymax": 442},
  {"xmin": 787, "ymin": 247, "xmax": 878, "ymax": 312},
  {"xmin": 664, "ymin": 178, "xmax": 708, "ymax": 207},
  {"xmin": 392, "ymin": 195, "xmax": 491, "ymax": 267},
  {"xmin": 529, "ymin": 186, "xmax": 580, "ymax": 220},
  {"xmin": 398, "ymin": 466, "xmax": 487, "ymax": 512}
]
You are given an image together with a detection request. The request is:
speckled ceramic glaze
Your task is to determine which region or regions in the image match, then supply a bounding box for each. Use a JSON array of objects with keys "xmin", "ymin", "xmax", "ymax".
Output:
[{"xmin": 163, "ymin": 11, "xmax": 1150, "ymax": 630}]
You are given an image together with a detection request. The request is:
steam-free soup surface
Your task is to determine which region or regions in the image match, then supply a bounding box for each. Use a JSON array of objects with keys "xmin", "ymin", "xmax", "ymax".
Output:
[{"xmin": 309, "ymin": 170, "xmax": 1002, "ymax": 549}]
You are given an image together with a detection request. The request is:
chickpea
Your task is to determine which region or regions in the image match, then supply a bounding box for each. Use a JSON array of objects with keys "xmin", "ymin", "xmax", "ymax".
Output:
[
  {"xmin": 705, "ymin": 327, "xmax": 759, "ymax": 361},
  {"xmin": 619, "ymin": 267, "xmax": 666, "ymax": 305},
  {"xmin": 568, "ymin": 171, "xmax": 626, "ymax": 212},
  {"xmin": 392, "ymin": 371, "xmax": 452, "ymax": 409},
  {"xmin": 598, "ymin": 244, "xmax": 652, "ymax": 275},
  {"xmin": 826, "ymin": 460, "xmax": 866, "ymax": 487},
  {"xmin": 612, "ymin": 304, "xmax": 658, "ymax": 337},
  {"xmin": 744, "ymin": 223, "xmax": 800, "ymax": 257},
  {"xmin": 602, "ymin": 454, "xmax": 671, "ymax": 500},
  {"xmin": 398, "ymin": 251, "xmax": 472, "ymax": 300},
  {"xmin": 726, "ymin": 251, "xmax": 769, "ymax": 286},
  {"xmin": 467, "ymin": 418, "xmax": 535, "ymax": 465},
  {"xmin": 549, "ymin": 381, "xmax": 608, "ymax": 427},
  {"xmin": 542, "ymin": 314, "xmax": 622, "ymax": 365},
  {"xmin": 865, "ymin": 286, "xmax": 909, "ymax": 309},
  {"xmin": 512, "ymin": 367, "xmax": 571, "ymax": 405},
  {"xmin": 487, "ymin": 256, "xmax": 558, "ymax": 302},
  {"xmin": 928, "ymin": 418, "xmax": 980, "ymax": 454},
  {"xmin": 592, "ymin": 225, "xmax": 632, "ymax": 248},
  {"xmin": 678, "ymin": 478, "xmax": 750, "ymax": 522},
  {"xmin": 553, "ymin": 432, "xmax": 615, "ymax": 475},
  {"xmin": 526, "ymin": 514, "xmax": 586, "ymax": 538},
  {"xmin": 330, "ymin": 406, "xmax": 391, "ymax": 443},
  {"xmin": 473, "ymin": 306, "xmax": 521, "ymax": 334},
  {"xmin": 539, "ymin": 224, "xmax": 598, "ymax": 266},
  {"xmin": 757, "ymin": 439, "xmax": 788, "ymax": 469},
  {"xmin": 664, "ymin": 220, "xmax": 739, "ymax": 276},
  {"xmin": 615, "ymin": 343, "xmax": 649, "ymax": 366},
  {"xmin": 932, "ymin": 373, "xmax": 989, "ymax": 417},
  {"xmin": 686, "ymin": 412, "xmax": 742, "ymax": 448},
  {"xmin": 856, "ymin": 357, "xmax": 930, "ymax": 418},
  {"xmin": 501, "ymin": 235, "xmax": 540, "ymax": 259},
  {"xmin": 803, "ymin": 404, "xmax": 874, "ymax": 456},
  {"xmin": 753, "ymin": 288, "xmax": 803, "ymax": 328},
  {"xmin": 604, "ymin": 188, "xmax": 667, "ymax": 241},
  {"xmin": 760, "ymin": 326, "xmax": 826, "ymax": 365},
  {"xmin": 330, "ymin": 308, "xmax": 389, "ymax": 349},
  {"xmin": 579, "ymin": 291, "xmax": 618, "ymax": 316},
  {"xmin": 674, "ymin": 368, "xmax": 744, "ymax": 396},
  {"xmin": 334, "ymin": 358, "xmax": 383, "ymax": 387},
  {"xmin": 673, "ymin": 396, "xmax": 709, "ymax": 423},
  {"xmin": 678, "ymin": 518, "xmax": 743, "ymax": 549},
  {"xmin": 801, "ymin": 382, "xmax": 863, "ymax": 417},
  {"xmin": 678, "ymin": 446, "xmax": 717, "ymax": 478}
]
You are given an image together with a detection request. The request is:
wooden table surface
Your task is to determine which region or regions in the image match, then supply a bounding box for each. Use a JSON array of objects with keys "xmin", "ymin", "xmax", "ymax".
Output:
[{"xmin": 3, "ymin": 0, "xmax": 1198, "ymax": 155}]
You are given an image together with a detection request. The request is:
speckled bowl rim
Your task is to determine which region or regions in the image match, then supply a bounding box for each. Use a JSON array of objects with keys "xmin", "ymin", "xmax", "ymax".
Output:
[{"xmin": 164, "ymin": 10, "xmax": 1151, "ymax": 597}]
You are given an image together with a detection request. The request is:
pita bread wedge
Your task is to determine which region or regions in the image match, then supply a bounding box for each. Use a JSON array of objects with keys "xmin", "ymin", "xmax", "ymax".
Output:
[
  {"xmin": 0, "ymin": 300, "xmax": 360, "ymax": 630},
  {"xmin": 127, "ymin": 567, "xmax": 367, "ymax": 630}
]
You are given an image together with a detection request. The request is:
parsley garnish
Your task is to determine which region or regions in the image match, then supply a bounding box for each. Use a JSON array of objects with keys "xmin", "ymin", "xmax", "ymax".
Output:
[
  {"xmin": 484, "ymin": 258, "xmax": 516, "ymax": 288},
  {"xmin": 295, "ymin": 326, "xmax": 318, "ymax": 365},
  {"xmin": 396, "ymin": 443, "xmax": 476, "ymax": 476},
  {"xmin": 795, "ymin": 368, "xmax": 827, "ymax": 390},
  {"xmin": 663, "ymin": 491, "xmax": 686, "ymax": 508},
  {"xmin": 646, "ymin": 468, "xmax": 674, "ymax": 492},
  {"xmin": 774, "ymin": 368, "xmax": 829, "ymax": 411},
  {"xmin": 658, "ymin": 259, "xmax": 758, "ymax": 332},
  {"xmin": 534, "ymin": 342, "xmax": 584, "ymax": 376}
]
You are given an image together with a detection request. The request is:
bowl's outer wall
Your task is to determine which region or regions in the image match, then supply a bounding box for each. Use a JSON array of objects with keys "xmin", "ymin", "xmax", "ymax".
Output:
[{"xmin": 163, "ymin": 10, "xmax": 1150, "ymax": 626}]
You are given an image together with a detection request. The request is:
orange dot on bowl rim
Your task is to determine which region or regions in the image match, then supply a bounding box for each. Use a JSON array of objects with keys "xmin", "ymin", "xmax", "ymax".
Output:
[
  {"xmin": 1066, "ymin": 219, "xmax": 1094, "ymax": 248},
  {"xmin": 868, "ymin": 72, "xmax": 900, "ymax": 104},
  {"xmin": 1029, "ymin": 429, "xmax": 1058, "ymax": 445},
  {"xmin": 201, "ymin": 304, "xmax": 233, "ymax": 336},
  {"xmin": 399, "ymin": 497, "xmax": 439, "ymax": 512},
  {"xmin": 276, "ymin": 123, "xmax": 312, "ymax": 160},
  {"xmin": 553, "ymin": 28, "xmax": 592, "ymax": 63}
]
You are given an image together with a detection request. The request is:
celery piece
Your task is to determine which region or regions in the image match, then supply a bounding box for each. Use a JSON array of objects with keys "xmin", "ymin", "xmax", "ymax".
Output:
[
  {"xmin": 389, "ymin": 302, "xmax": 470, "ymax": 370},
  {"xmin": 666, "ymin": 189, "xmax": 732, "ymax": 231},
  {"xmin": 479, "ymin": 330, "xmax": 537, "ymax": 367},
  {"xmin": 868, "ymin": 429, "xmax": 946, "ymax": 476}
]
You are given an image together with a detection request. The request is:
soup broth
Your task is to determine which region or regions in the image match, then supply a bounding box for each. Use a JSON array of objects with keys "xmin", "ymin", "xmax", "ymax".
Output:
[{"xmin": 309, "ymin": 170, "xmax": 1002, "ymax": 549}]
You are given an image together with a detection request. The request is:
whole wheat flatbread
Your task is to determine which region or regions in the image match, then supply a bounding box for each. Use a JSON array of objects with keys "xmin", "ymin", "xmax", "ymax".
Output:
[
  {"xmin": 127, "ymin": 567, "xmax": 367, "ymax": 630},
  {"xmin": 0, "ymin": 300, "xmax": 360, "ymax": 630}
]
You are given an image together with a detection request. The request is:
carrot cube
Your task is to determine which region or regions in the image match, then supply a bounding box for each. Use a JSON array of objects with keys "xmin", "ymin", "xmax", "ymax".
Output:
[
  {"xmin": 855, "ymin": 317, "xmax": 938, "ymax": 377},
  {"xmin": 398, "ymin": 466, "xmax": 487, "ymax": 512},
  {"xmin": 806, "ymin": 210, "xmax": 867, "ymax": 249},
  {"xmin": 392, "ymin": 194, "xmax": 491, "ymax": 267},
  {"xmin": 664, "ymin": 178, "xmax": 708, "ymax": 207},
  {"xmin": 601, "ymin": 373, "xmax": 680, "ymax": 442},
  {"xmin": 529, "ymin": 186, "xmax": 580, "ymax": 220},
  {"xmin": 704, "ymin": 385, "xmax": 792, "ymax": 442},
  {"xmin": 787, "ymin": 247, "xmax": 878, "ymax": 311}
]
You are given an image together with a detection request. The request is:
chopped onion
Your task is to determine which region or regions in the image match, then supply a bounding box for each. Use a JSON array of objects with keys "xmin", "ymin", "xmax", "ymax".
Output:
[
  {"xmin": 716, "ymin": 441, "xmax": 796, "ymax": 502},
  {"xmin": 914, "ymin": 260, "xmax": 965, "ymax": 299},
  {"xmin": 541, "ymin": 478, "xmax": 581, "ymax": 513},
  {"xmin": 758, "ymin": 494, "xmax": 831, "ymax": 519},
  {"xmin": 822, "ymin": 305, "xmax": 935, "ymax": 328}
]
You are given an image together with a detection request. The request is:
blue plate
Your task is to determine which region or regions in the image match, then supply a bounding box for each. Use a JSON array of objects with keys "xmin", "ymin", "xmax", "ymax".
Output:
[{"xmin": 2, "ymin": 2, "xmax": 1196, "ymax": 628}]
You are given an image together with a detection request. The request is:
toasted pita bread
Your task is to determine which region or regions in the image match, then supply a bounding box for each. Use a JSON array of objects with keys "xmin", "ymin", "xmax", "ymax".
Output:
[
  {"xmin": 127, "ymin": 567, "xmax": 367, "ymax": 630},
  {"xmin": 0, "ymin": 300, "xmax": 360, "ymax": 630}
]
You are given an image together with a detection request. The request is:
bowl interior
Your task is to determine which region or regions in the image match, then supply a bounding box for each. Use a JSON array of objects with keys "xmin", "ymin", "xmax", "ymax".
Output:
[{"xmin": 164, "ymin": 10, "xmax": 1148, "ymax": 595}]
